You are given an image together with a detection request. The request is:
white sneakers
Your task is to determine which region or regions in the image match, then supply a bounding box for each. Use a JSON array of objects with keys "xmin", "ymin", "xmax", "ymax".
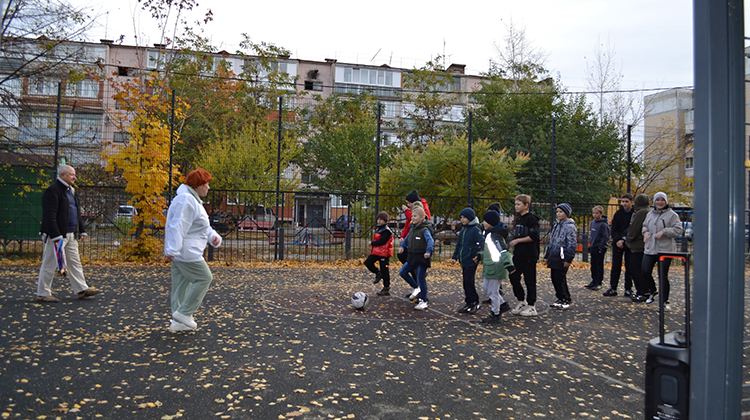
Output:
[
  {"xmin": 510, "ymin": 301, "xmax": 527, "ymax": 315},
  {"xmin": 415, "ymin": 300, "xmax": 428, "ymax": 310},
  {"xmin": 172, "ymin": 311, "xmax": 197, "ymax": 330},
  {"xmin": 169, "ymin": 320, "xmax": 195, "ymax": 332},
  {"xmin": 519, "ymin": 305, "xmax": 538, "ymax": 316},
  {"xmin": 408, "ymin": 287, "xmax": 421, "ymax": 300}
]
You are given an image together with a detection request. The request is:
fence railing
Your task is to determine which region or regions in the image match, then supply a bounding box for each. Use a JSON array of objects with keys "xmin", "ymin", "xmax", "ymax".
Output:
[{"xmin": 1, "ymin": 183, "xmax": 695, "ymax": 263}]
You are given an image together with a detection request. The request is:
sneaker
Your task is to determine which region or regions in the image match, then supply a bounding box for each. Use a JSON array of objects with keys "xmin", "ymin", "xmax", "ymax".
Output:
[
  {"xmin": 623, "ymin": 289, "xmax": 634, "ymax": 298},
  {"xmin": 646, "ymin": 291, "xmax": 658, "ymax": 305},
  {"xmin": 602, "ymin": 288, "xmax": 618, "ymax": 297},
  {"xmin": 415, "ymin": 300, "xmax": 428, "ymax": 310},
  {"xmin": 377, "ymin": 287, "xmax": 390, "ymax": 296},
  {"xmin": 510, "ymin": 301, "xmax": 527, "ymax": 315},
  {"xmin": 169, "ymin": 320, "xmax": 195, "ymax": 332},
  {"xmin": 591, "ymin": 284, "xmax": 603, "ymax": 291},
  {"xmin": 373, "ymin": 271, "xmax": 382, "ymax": 284},
  {"xmin": 498, "ymin": 302, "xmax": 511, "ymax": 314},
  {"xmin": 559, "ymin": 300, "xmax": 572, "ymax": 310},
  {"xmin": 172, "ymin": 311, "xmax": 197, "ymax": 329},
  {"xmin": 481, "ymin": 312, "xmax": 502, "ymax": 323},
  {"xmin": 408, "ymin": 287, "xmax": 421, "ymax": 300},
  {"xmin": 482, "ymin": 298, "xmax": 492, "ymax": 305},
  {"xmin": 663, "ymin": 302, "xmax": 671, "ymax": 311},
  {"xmin": 583, "ymin": 281, "xmax": 596, "ymax": 289},
  {"xmin": 458, "ymin": 303, "xmax": 472, "ymax": 313},
  {"xmin": 466, "ymin": 302, "xmax": 481, "ymax": 314},
  {"xmin": 631, "ymin": 294, "xmax": 649, "ymax": 303},
  {"xmin": 519, "ymin": 305, "xmax": 538, "ymax": 316}
]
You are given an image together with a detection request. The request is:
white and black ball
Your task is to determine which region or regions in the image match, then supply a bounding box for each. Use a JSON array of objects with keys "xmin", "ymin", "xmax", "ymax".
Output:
[{"xmin": 351, "ymin": 292, "xmax": 369, "ymax": 310}]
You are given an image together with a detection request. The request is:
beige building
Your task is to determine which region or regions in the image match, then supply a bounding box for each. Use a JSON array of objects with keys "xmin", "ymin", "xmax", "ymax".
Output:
[{"xmin": 642, "ymin": 88, "xmax": 694, "ymax": 205}]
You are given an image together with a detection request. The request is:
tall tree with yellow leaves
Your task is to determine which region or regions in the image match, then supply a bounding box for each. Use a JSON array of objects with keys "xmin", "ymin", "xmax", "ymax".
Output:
[{"xmin": 103, "ymin": 73, "xmax": 189, "ymax": 260}]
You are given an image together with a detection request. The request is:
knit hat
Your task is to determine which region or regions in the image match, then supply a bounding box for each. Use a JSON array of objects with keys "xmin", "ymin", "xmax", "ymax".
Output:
[
  {"xmin": 486, "ymin": 202, "xmax": 503, "ymax": 216},
  {"xmin": 653, "ymin": 191, "xmax": 668, "ymax": 205},
  {"xmin": 459, "ymin": 207, "xmax": 476, "ymax": 221},
  {"xmin": 405, "ymin": 190, "xmax": 420, "ymax": 203},
  {"xmin": 556, "ymin": 203, "xmax": 572, "ymax": 218},
  {"xmin": 376, "ymin": 211, "xmax": 390, "ymax": 222},
  {"xmin": 482, "ymin": 210, "xmax": 501, "ymax": 227}
]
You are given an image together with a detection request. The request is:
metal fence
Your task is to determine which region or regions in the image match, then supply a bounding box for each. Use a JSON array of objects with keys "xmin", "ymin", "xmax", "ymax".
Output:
[{"xmin": 1, "ymin": 183, "xmax": 694, "ymax": 263}]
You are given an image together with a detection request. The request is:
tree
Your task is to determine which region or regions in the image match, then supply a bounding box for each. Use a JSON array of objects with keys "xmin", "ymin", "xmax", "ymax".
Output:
[
  {"xmin": 299, "ymin": 93, "xmax": 387, "ymax": 196},
  {"xmin": 636, "ymin": 117, "xmax": 693, "ymax": 203},
  {"xmin": 103, "ymin": 72, "xmax": 189, "ymax": 261},
  {"xmin": 394, "ymin": 56, "xmax": 461, "ymax": 150},
  {"xmin": 492, "ymin": 18, "xmax": 549, "ymax": 87},
  {"xmin": 377, "ymin": 134, "xmax": 529, "ymax": 222}
]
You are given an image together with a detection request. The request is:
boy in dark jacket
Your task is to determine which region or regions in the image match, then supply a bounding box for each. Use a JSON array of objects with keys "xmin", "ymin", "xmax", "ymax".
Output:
[
  {"xmin": 584, "ymin": 206, "xmax": 610, "ymax": 290},
  {"xmin": 604, "ymin": 193, "xmax": 633, "ymax": 297},
  {"xmin": 508, "ymin": 194, "xmax": 541, "ymax": 316},
  {"xmin": 544, "ymin": 203, "xmax": 577, "ymax": 309},
  {"xmin": 451, "ymin": 207, "xmax": 485, "ymax": 314},
  {"xmin": 474, "ymin": 211, "xmax": 515, "ymax": 323},
  {"xmin": 626, "ymin": 194, "xmax": 651, "ymax": 302},
  {"xmin": 398, "ymin": 206, "xmax": 434, "ymax": 310},
  {"xmin": 366, "ymin": 212, "xmax": 393, "ymax": 296}
]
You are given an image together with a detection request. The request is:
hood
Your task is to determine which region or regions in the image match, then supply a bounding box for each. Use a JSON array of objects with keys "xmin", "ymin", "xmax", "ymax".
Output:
[
  {"xmin": 468, "ymin": 217, "xmax": 480, "ymax": 227},
  {"xmin": 634, "ymin": 194, "xmax": 649, "ymax": 208}
]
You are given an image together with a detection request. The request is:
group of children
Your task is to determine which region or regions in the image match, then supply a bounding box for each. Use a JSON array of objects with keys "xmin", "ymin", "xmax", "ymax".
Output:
[
  {"xmin": 365, "ymin": 192, "xmax": 543, "ymax": 323},
  {"xmin": 364, "ymin": 190, "xmax": 683, "ymax": 322}
]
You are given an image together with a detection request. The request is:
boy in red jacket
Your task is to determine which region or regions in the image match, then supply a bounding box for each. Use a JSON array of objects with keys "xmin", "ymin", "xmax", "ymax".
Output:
[{"xmin": 366, "ymin": 212, "xmax": 394, "ymax": 296}]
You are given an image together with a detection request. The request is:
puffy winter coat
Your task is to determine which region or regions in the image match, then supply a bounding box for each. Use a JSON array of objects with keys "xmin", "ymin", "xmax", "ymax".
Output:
[
  {"xmin": 164, "ymin": 184, "xmax": 222, "ymax": 262},
  {"xmin": 642, "ymin": 206, "xmax": 683, "ymax": 255},
  {"xmin": 452, "ymin": 217, "xmax": 484, "ymax": 268},
  {"xmin": 544, "ymin": 218, "xmax": 577, "ymax": 269},
  {"xmin": 370, "ymin": 225, "xmax": 394, "ymax": 257},
  {"xmin": 476, "ymin": 226, "xmax": 516, "ymax": 280}
]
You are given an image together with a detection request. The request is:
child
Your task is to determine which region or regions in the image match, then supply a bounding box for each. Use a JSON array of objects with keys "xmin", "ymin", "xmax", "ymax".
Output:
[
  {"xmin": 544, "ymin": 203, "xmax": 577, "ymax": 309},
  {"xmin": 398, "ymin": 206, "xmax": 434, "ymax": 310},
  {"xmin": 451, "ymin": 207, "xmax": 485, "ymax": 313},
  {"xmin": 474, "ymin": 210, "xmax": 516, "ymax": 323},
  {"xmin": 584, "ymin": 205, "xmax": 610, "ymax": 290},
  {"xmin": 508, "ymin": 194, "xmax": 541, "ymax": 316},
  {"xmin": 365, "ymin": 211, "xmax": 393, "ymax": 296}
]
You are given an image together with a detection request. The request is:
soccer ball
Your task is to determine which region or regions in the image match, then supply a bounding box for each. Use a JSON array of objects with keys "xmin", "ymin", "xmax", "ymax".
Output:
[{"xmin": 351, "ymin": 292, "xmax": 369, "ymax": 310}]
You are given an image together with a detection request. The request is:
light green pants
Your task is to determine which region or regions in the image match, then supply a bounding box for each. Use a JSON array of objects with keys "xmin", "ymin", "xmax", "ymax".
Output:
[{"xmin": 171, "ymin": 260, "xmax": 213, "ymax": 316}]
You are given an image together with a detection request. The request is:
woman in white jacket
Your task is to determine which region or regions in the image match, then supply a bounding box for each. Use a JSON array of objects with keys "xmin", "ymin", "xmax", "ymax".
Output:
[
  {"xmin": 641, "ymin": 191, "xmax": 683, "ymax": 310},
  {"xmin": 164, "ymin": 168, "xmax": 222, "ymax": 331}
]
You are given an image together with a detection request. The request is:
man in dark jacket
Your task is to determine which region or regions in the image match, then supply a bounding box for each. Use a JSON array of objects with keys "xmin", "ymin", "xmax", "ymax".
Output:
[
  {"xmin": 626, "ymin": 194, "xmax": 651, "ymax": 302},
  {"xmin": 36, "ymin": 165, "xmax": 99, "ymax": 302},
  {"xmin": 603, "ymin": 193, "xmax": 634, "ymax": 297}
]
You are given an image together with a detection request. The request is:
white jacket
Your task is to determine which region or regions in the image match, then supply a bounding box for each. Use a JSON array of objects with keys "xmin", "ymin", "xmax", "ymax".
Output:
[{"xmin": 164, "ymin": 184, "xmax": 222, "ymax": 262}]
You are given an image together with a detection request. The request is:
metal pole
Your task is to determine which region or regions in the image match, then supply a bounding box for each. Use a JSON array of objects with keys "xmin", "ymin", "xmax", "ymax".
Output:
[
  {"xmin": 168, "ymin": 89, "xmax": 175, "ymax": 205},
  {"xmin": 551, "ymin": 117, "xmax": 556, "ymax": 221},
  {"xmin": 467, "ymin": 111, "xmax": 472, "ymax": 208},
  {"xmin": 53, "ymin": 82, "xmax": 62, "ymax": 174},
  {"xmin": 275, "ymin": 96, "xmax": 283, "ymax": 260},
  {"xmin": 626, "ymin": 124, "xmax": 632, "ymax": 194},
  {"xmin": 375, "ymin": 102, "xmax": 381, "ymax": 216},
  {"xmin": 691, "ymin": 0, "xmax": 744, "ymax": 417}
]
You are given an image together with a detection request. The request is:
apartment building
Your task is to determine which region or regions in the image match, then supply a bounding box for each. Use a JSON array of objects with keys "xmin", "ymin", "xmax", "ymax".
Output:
[{"xmin": 642, "ymin": 88, "xmax": 694, "ymax": 204}]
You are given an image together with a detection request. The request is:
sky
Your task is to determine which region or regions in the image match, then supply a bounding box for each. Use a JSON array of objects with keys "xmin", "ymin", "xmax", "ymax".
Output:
[{"xmin": 72, "ymin": 0, "xmax": 703, "ymax": 96}]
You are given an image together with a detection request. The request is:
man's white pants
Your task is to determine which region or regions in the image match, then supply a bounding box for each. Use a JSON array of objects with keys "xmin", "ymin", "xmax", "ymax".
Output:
[{"xmin": 37, "ymin": 233, "xmax": 88, "ymax": 296}]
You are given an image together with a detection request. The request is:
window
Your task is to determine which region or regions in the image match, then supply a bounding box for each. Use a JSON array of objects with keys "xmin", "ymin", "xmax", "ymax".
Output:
[
  {"xmin": 0, "ymin": 107, "xmax": 19, "ymax": 127},
  {"xmin": 147, "ymin": 50, "xmax": 164, "ymax": 69},
  {"xmin": 336, "ymin": 67, "xmax": 400, "ymax": 87},
  {"xmin": 29, "ymin": 77, "xmax": 59, "ymax": 96},
  {"xmin": 381, "ymin": 101, "xmax": 397, "ymax": 118},
  {"xmin": 66, "ymin": 80, "xmax": 99, "ymax": 98},
  {"xmin": 304, "ymin": 80, "xmax": 322, "ymax": 91},
  {"xmin": 113, "ymin": 131, "xmax": 129, "ymax": 143},
  {"xmin": 685, "ymin": 156, "xmax": 694, "ymax": 169}
]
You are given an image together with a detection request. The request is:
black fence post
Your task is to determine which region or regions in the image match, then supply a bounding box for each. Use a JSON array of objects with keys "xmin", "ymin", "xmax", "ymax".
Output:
[
  {"xmin": 279, "ymin": 227, "xmax": 285, "ymax": 260},
  {"xmin": 345, "ymin": 230, "xmax": 351, "ymax": 260}
]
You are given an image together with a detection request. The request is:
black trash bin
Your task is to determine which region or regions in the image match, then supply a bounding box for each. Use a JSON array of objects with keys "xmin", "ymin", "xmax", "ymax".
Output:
[{"xmin": 644, "ymin": 252, "xmax": 691, "ymax": 419}]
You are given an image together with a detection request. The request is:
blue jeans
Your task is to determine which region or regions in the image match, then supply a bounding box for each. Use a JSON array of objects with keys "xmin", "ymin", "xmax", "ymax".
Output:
[{"xmin": 399, "ymin": 262, "xmax": 427, "ymax": 302}]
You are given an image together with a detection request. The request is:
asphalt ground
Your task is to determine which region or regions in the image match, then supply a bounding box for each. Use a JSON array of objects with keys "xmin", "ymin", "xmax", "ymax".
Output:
[{"xmin": 0, "ymin": 261, "xmax": 721, "ymax": 419}]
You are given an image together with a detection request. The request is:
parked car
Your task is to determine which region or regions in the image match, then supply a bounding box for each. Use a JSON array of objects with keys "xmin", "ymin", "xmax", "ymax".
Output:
[
  {"xmin": 237, "ymin": 206, "xmax": 275, "ymax": 231},
  {"xmin": 115, "ymin": 205, "xmax": 137, "ymax": 220},
  {"xmin": 331, "ymin": 215, "xmax": 358, "ymax": 231}
]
